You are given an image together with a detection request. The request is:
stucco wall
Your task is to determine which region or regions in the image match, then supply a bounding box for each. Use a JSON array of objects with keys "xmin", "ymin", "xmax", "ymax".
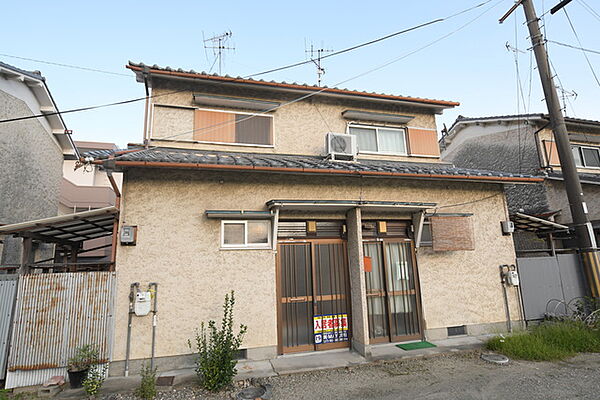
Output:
[
  {"xmin": 0, "ymin": 90, "xmax": 63, "ymax": 264},
  {"xmin": 546, "ymin": 180, "xmax": 600, "ymax": 224},
  {"xmin": 147, "ymin": 79, "xmax": 440, "ymax": 163},
  {"xmin": 114, "ymin": 168, "xmax": 520, "ymax": 362}
]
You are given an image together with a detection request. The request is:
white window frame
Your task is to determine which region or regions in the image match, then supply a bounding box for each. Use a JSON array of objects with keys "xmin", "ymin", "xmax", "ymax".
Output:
[
  {"xmin": 347, "ymin": 123, "xmax": 408, "ymax": 156},
  {"xmin": 194, "ymin": 107, "xmax": 275, "ymax": 148},
  {"xmin": 220, "ymin": 220, "xmax": 272, "ymax": 249},
  {"xmin": 574, "ymin": 145, "xmax": 600, "ymax": 169}
]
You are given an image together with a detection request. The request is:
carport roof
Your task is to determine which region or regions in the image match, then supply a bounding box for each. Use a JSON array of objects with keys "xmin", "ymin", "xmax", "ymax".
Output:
[{"xmin": 0, "ymin": 207, "xmax": 118, "ymax": 247}]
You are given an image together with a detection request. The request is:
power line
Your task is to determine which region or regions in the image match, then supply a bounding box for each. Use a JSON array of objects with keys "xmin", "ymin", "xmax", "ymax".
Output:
[
  {"xmin": 141, "ymin": 0, "xmax": 506, "ymax": 146},
  {"xmin": 547, "ymin": 39, "xmax": 600, "ymax": 55},
  {"xmin": 0, "ymin": 53, "xmax": 130, "ymax": 77},
  {"xmin": 246, "ymin": 0, "xmax": 494, "ymax": 79},
  {"xmin": 562, "ymin": 8, "xmax": 600, "ymax": 88},
  {"xmin": 576, "ymin": 0, "xmax": 600, "ymax": 22},
  {"xmin": 0, "ymin": 0, "xmax": 499, "ymax": 126}
]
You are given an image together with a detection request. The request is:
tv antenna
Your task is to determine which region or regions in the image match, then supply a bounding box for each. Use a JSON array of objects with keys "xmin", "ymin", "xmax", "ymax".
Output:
[
  {"xmin": 305, "ymin": 40, "xmax": 333, "ymax": 86},
  {"xmin": 203, "ymin": 30, "xmax": 234, "ymax": 75},
  {"xmin": 556, "ymin": 86, "xmax": 577, "ymax": 115}
]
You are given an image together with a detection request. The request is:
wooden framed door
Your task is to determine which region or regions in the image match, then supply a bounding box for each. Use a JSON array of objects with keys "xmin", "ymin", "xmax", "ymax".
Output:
[
  {"xmin": 363, "ymin": 239, "xmax": 423, "ymax": 343},
  {"xmin": 277, "ymin": 239, "xmax": 351, "ymax": 354}
]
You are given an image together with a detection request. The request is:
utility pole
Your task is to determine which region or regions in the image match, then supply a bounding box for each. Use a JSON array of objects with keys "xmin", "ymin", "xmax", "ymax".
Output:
[{"xmin": 500, "ymin": 0, "xmax": 600, "ymax": 297}]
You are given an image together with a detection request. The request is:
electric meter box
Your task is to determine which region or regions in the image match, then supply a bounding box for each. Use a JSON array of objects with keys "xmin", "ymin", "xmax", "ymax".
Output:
[
  {"xmin": 134, "ymin": 291, "xmax": 152, "ymax": 316},
  {"xmin": 120, "ymin": 225, "xmax": 137, "ymax": 245},
  {"xmin": 506, "ymin": 270, "xmax": 520, "ymax": 286},
  {"xmin": 501, "ymin": 221, "xmax": 515, "ymax": 235}
]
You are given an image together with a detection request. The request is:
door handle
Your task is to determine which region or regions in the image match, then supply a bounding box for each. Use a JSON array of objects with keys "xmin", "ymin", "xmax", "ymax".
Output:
[
  {"xmin": 366, "ymin": 292, "xmax": 381, "ymax": 297},
  {"xmin": 288, "ymin": 296, "xmax": 308, "ymax": 302}
]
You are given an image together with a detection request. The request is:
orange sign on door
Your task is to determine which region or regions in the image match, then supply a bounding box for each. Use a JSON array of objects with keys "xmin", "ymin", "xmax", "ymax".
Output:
[{"xmin": 364, "ymin": 256, "xmax": 372, "ymax": 272}]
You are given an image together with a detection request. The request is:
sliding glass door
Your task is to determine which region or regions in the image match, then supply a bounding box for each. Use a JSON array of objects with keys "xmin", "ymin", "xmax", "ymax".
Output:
[{"xmin": 364, "ymin": 239, "xmax": 422, "ymax": 343}]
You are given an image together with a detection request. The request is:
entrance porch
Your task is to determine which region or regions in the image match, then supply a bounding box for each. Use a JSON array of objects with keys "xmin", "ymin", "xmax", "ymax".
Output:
[{"xmin": 269, "ymin": 200, "xmax": 433, "ymax": 358}]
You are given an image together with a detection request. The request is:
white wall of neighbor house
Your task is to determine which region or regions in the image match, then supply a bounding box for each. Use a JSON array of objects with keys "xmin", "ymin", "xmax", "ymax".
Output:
[{"xmin": 113, "ymin": 169, "xmax": 520, "ymax": 362}]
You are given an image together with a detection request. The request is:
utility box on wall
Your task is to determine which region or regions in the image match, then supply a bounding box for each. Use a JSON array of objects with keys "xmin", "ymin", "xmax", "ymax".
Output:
[{"xmin": 120, "ymin": 225, "xmax": 137, "ymax": 245}]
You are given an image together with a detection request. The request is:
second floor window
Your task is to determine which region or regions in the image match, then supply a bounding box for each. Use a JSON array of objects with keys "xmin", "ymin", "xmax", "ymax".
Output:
[
  {"xmin": 349, "ymin": 125, "xmax": 407, "ymax": 155},
  {"xmin": 194, "ymin": 109, "xmax": 273, "ymax": 146},
  {"xmin": 572, "ymin": 145, "xmax": 600, "ymax": 168}
]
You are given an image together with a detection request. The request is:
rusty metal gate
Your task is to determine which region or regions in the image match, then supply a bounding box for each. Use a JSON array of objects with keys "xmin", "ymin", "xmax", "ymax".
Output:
[
  {"xmin": 0, "ymin": 274, "xmax": 18, "ymax": 380},
  {"xmin": 5, "ymin": 272, "xmax": 116, "ymax": 388}
]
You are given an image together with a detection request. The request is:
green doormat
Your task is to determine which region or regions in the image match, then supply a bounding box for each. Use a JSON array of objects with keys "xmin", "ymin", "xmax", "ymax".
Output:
[{"xmin": 396, "ymin": 341, "xmax": 437, "ymax": 351}]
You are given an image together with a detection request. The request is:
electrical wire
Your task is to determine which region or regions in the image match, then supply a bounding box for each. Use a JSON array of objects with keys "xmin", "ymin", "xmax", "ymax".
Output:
[
  {"xmin": 245, "ymin": 0, "xmax": 495, "ymax": 79},
  {"xmin": 432, "ymin": 193, "xmax": 502, "ymax": 211},
  {"xmin": 547, "ymin": 39, "xmax": 600, "ymax": 55},
  {"xmin": 576, "ymin": 0, "xmax": 600, "ymax": 22},
  {"xmin": 562, "ymin": 8, "xmax": 600, "ymax": 88},
  {"xmin": 0, "ymin": 0, "xmax": 497, "ymax": 126},
  {"xmin": 0, "ymin": 53, "xmax": 130, "ymax": 77},
  {"xmin": 149, "ymin": 0, "xmax": 507, "ymax": 146}
]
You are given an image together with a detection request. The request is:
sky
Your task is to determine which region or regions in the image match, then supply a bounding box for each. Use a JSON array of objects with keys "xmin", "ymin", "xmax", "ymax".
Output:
[{"xmin": 2, "ymin": 0, "xmax": 599, "ymax": 148}]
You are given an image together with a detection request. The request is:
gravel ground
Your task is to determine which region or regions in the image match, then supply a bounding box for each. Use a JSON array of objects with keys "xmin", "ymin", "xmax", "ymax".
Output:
[{"xmin": 105, "ymin": 350, "xmax": 600, "ymax": 400}]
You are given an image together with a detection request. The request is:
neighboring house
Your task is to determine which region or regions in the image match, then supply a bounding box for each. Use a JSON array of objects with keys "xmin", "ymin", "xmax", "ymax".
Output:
[
  {"xmin": 0, "ymin": 61, "xmax": 77, "ymax": 269},
  {"xmin": 440, "ymin": 114, "xmax": 600, "ymax": 252},
  {"xmin": 60, "ymin": 141, "xmax": 123, "ymax": 262},
  {"xmin": 87, "ymin": 62, "xmax": 542, "ymax": 374}
]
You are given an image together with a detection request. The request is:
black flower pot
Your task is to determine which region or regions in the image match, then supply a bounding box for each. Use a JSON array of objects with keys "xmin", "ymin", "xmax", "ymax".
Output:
[{"xmin": 68, "ymin": 368, "xmax": 89, "ymax": 389}]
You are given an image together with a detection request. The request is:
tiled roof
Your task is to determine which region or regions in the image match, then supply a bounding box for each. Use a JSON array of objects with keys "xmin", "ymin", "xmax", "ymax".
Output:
[
  {"xmin": 547, "ymin": 171, "xmax": 600, "ymax": 185},
  {"xmin": 0, "ymin": 61, "xmax": 44, "ymax": 81},
  {"xmin": 447, "ymin": 113, "xmax": 600, "ymax": 134},
  {"xmin": 127, "ymin": 62, "xmax": 459, "ymax": 108},
  {"xmin": 88, "ymin": 147, "xmax": 542, "ymax": 183}
]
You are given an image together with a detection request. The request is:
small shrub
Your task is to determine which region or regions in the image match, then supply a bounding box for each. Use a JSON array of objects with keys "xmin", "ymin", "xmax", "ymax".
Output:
[
  {"xmin": 487, "ymin": 320, "xmax": 600, "ymax": 361},
  {"xmin": 68, "ymin": 344, "xmax": 100, "ymax": 372},
  {"xmin": 82, "ymin": 363, "xmax": 107, "ymax": 397},
  {"xmin": 0, "ymin": 389, "xmax": 9, "ymax": 400},
  {"xmin": 188, "ymin": 291, "xmax": 247, "ymax": 392},
  {"xmin": 134, "ymin": 363, "xmax": 157, "ymax": 400}
]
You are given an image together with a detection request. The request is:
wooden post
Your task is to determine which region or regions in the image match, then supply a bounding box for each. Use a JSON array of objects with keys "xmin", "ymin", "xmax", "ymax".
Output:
[
  {"xmin": 69, "ymin": 245, "xmax": 78, "ymax": 272},
  {"xmin": 19, "ymin": 237, "xmax": 33, "ymax": 275}
]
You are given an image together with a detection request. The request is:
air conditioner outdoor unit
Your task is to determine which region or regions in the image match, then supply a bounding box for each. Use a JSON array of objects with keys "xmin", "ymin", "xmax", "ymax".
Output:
[{"xmin": 326, "ymin": 132, "xmax": 357, "ymax": 161}]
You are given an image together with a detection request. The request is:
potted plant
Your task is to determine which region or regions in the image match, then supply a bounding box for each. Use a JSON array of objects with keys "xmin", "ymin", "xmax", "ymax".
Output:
[{"xmin": 67, "ymin": 345, "xmax": 100, "ymax": 389}]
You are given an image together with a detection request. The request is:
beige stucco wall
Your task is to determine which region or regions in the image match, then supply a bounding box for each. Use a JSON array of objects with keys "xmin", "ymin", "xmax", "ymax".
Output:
[
  {"xmin": 147, "ymin": 80, "xmax": 441, "ymax": 163},
  {"xmin": 113, "ymin": 168, "xmax": 521, "ymax": 362}
]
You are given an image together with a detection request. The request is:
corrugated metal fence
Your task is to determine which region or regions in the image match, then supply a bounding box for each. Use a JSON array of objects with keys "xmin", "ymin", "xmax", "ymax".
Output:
[
  {"xmin": 5, "ymin": 272, "xmax": 116, "ymax": 388},
  {"xmin": 0, "ymin": 274, "xmax": 18, "ymax": 380},
  {"xmin": 518, "ymin": 254, "xmax": 587, "ymax": 321}
]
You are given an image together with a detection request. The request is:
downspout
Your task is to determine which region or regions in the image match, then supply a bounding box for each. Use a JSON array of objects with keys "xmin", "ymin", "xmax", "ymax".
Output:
[
  {"xmin": 142, "ymin": 66, "xmax": 151, "ymax": 149},
  {"xmin": 107, "ymin": 169, "xmax": 121, "ymax": 271}
]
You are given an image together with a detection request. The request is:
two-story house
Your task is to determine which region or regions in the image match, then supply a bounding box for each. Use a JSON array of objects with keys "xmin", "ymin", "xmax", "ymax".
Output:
[
  {"xmin": 0, "ymin": 61, "xmax": 78, "ymax": 268},
  {"xmin": 89, "ymin": 62, "xmax": 542, "ymax": 374},
  {"xmin": 441, "ymin": 114, "xmax": 600, "ymax": 253}
]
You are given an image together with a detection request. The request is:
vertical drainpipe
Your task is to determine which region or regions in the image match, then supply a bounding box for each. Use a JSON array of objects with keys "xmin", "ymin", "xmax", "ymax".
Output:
[
  {"xmin": 142, "ymin": 67, "xmax": 150, "ymax": 149},
  {"xmin": 106, "ymin": 168, "xmax": 121, "ymax": 270}
]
